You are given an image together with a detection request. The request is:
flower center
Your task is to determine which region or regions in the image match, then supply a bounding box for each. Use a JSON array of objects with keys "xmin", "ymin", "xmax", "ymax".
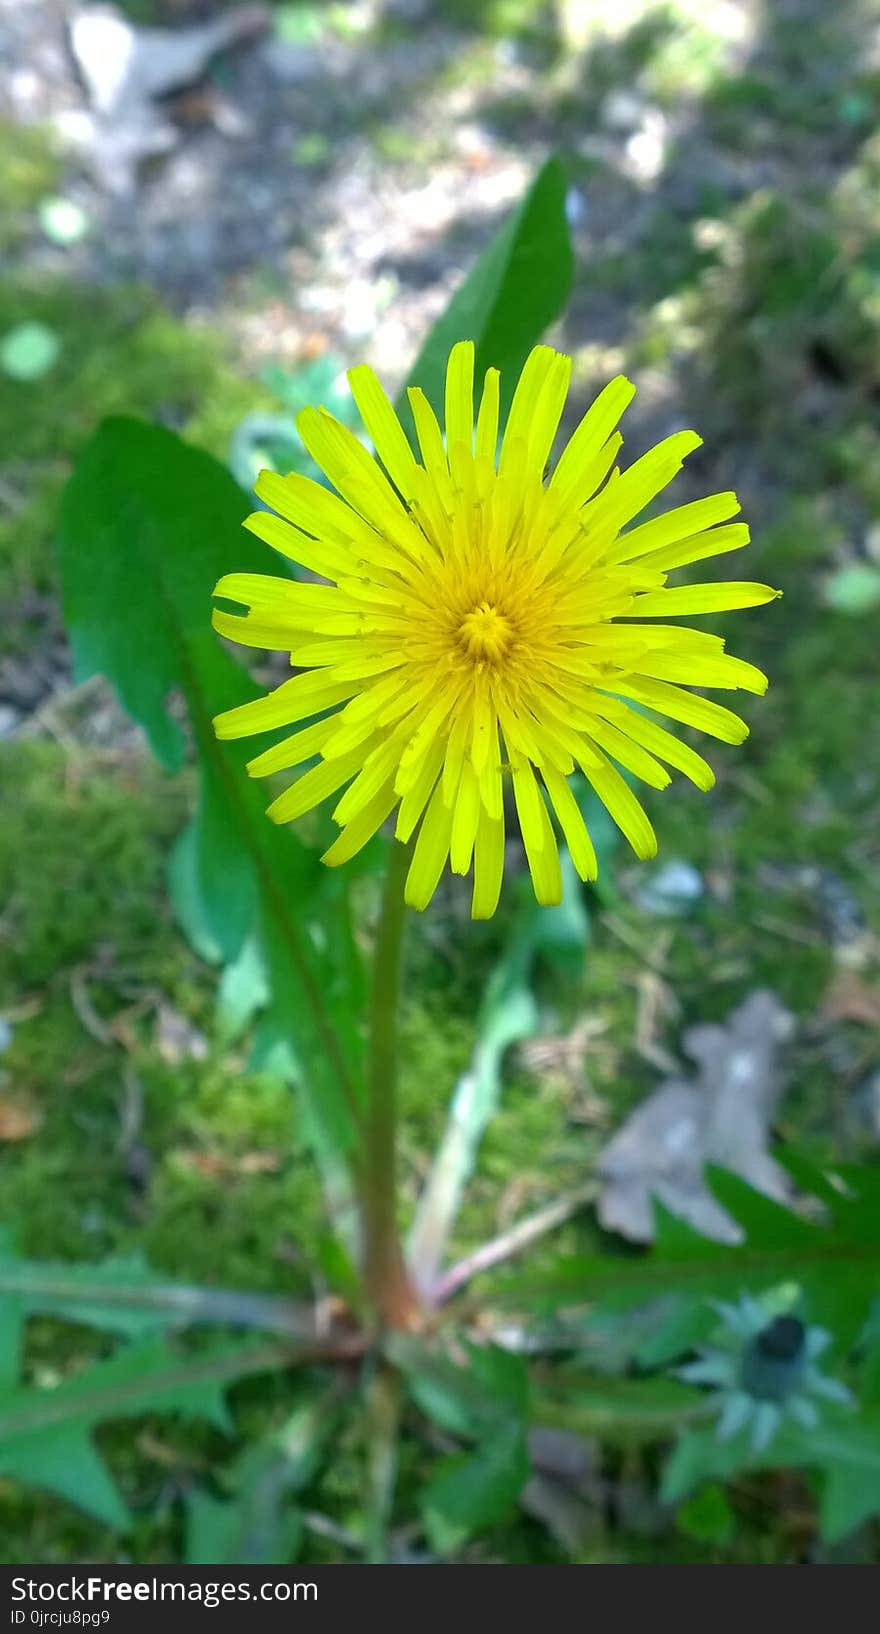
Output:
[{"xmin": 457, "ymin": 601, "xmax": 513, "ymax": 663}]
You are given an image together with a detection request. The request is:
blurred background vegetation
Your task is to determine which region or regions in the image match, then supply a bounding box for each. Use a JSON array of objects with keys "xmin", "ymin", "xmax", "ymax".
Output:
[{"xmin": 1, "ymin": 0, "xmax": 879, "ymax": 1565}]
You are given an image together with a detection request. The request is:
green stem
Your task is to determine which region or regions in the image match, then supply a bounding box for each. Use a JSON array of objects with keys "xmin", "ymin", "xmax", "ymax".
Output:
[{"xmin": 360, "ymin": 839, "xmax": 420, "ymax": 1331}]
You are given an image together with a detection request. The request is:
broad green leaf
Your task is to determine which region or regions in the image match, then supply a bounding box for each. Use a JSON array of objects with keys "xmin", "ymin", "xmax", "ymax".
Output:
[
  {"xmin": 58, "ymin": 417, "xmax": 365, "ymax": 1167},
  {"xmin": 422, "ymin": 1420, "xmax": 530, "ymax": 1554},
  {"xmin": 216, "ymin": 932, "xmax": 269, "ymax": 1044},
  {"xmin": 404, "ymin": 156, "xmax": 573, "ymax": 424},
  {"xmin": 0, "ymin": 1337, "xmax": 285, "ymax": 1527}
]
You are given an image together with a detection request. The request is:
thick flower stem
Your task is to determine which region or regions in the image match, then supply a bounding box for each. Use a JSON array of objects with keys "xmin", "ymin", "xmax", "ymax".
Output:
[{"xmin": 359, "ymin": 838, "xmax": 420, "ymax": 1332}]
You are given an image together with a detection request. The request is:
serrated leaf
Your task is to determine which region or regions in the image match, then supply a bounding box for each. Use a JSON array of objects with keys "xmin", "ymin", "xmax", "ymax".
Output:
[
  {"xmin": 0, "ymin": 1337, "xmax": 284, "ymax": 1527},
  {"xmin": 0, "ymin": 1244, "xmax": 174, "ymax": 1339},
  {"xmin": 403, "ymin": 156, "xmax": 573, "ymax": 425},
  {"xmin": 513, "ymin": 1161, "xmax": 880, "ymax": 1357}
]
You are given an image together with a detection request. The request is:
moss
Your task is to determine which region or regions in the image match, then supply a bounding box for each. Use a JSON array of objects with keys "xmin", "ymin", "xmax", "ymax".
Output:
[{"xmin": 0, "ymin": 278, "xmax": 272, "ymax": 659}]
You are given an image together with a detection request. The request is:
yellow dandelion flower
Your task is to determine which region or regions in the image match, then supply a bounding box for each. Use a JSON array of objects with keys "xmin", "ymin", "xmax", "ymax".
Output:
[{"xmin": 213, "ymin": 342, "xmax": 778, "ymax": 918}]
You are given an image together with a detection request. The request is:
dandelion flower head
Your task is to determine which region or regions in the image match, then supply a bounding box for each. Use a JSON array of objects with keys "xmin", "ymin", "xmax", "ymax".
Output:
[{"xmin": 213, "ymin": 343, "xmax": 778, "ymax": 917}]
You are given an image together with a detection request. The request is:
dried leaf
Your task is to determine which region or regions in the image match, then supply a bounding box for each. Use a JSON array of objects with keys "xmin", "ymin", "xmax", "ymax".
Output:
[
  {"xmin": 0, "ymin": 1095, "xmax": 42, "ymax": 1142},
  {"xmin": 598, "ymin": 991, "xmax": 795, "ymax": 1243},
  {"xmin": 822, "ymin": 970, "xmax": 880, "ymax": 1027}
]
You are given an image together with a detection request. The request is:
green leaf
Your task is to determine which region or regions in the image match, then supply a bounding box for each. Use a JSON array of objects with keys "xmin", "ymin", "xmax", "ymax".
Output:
[
  {"xmin": 0, "ymin": 1337, "xmax": 285, "ymax": 1528},
  {"xmin": 663, "ymin": 1412, "xmax": 880, "ymax": 1544},
  {"xmin": 0, "ymin": 1242, "xmax": 175, "ymax": 1340},
  {"xmin": 390, "ymin": 1336, "xmax": 529, "ymax": 1443},
  {"xmin": 403, "ymin": 156, "xmax": 573, "ymax": 424},
  {"xmin": 676, "ymin": 1483, "xmax": 735, "ymax": 1546},
  {"xmin": 513, "ymin": 1161, "xmax": 880, "ymax": 1358},
  {"xmin": 58, "ymin": 417, "xmax": 365, "ymax": 1170},
  {"xmin": 422, "ymin": 1420, "xmax": 530, "ymax": 1553},
  {"xmin": 216, "ymin": 933, "xmax": 269, "ymax": 1044},
  {"xmin": 536, "ymin": 1373, "xmax": 704, "ymax": 1445}
]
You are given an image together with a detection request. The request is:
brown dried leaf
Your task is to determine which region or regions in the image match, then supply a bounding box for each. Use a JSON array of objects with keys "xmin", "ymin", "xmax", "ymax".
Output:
[
  {"xmin": 0, "ymin": 1093, "xmax": 42, "ymax": 1141},
  {"xmin": 822, "ymin": 970, "xmax": 880, "ymax": 1027}
]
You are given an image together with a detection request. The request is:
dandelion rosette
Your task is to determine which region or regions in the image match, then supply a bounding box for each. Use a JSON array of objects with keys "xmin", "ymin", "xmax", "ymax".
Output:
[{"xmin": 212, "ymin": 343, "xmax": 778, "ymax": 916}]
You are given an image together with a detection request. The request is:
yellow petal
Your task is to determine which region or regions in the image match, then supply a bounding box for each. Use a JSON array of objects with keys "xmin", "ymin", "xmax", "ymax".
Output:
[
  {"xmin": 322, "ymin": 780, "xmax": 398, "ymax": 866},
  {"xmin": 525, "ymin": 781, "xmax": 563, "ymax": 906},
  {"xmin": 593, "ymin": 700, "xmax": 715, "ymax": 791},
  {"xmin": 550, "ymin": 375, "xmax": 636, "ymax": 508},
  {"xmin": 333, "ymin": 735, "xmax": 407, "ymax": 826},
  {"xmin": 645, "ymin": 522, "xmax": 750, "ymax": 575},
  {"xmin": 348, "ymin": 364, "xmax": 419, "ymax": 498},
  {"xmin": 589, "ymin": 430, "xmax": 702, "ymax": 535},
  {"xmin": 612, "ymin": 678, "xmax": 749, "ymax": 744},
  {"xmin": 584, "ymin": 715, "xmax": 671, "ymax": 790},
  {"xmin": 528, "ymin": 348, "xmax": 572, "ymax": 472},
  {"xmin": 246, "ymin": 716, "xmax": 336, "ymax": 778},
  {"xmin": 499, "ymin": 345, "xmax": 557, "ymax": 476},
  {"xmin": 242, "ymin": 509, "xmax": 349, "ymax": 582},
  {"xmin": 407, "ymin": 386, "xmax": 448, "ymax": 475},
  {"xmin": 583, "ymin": 751, "xmax": 657, "ymax": 859},
  {"xmin": 471, "ymin": 802, "xmax": 505, "ymax": 919},
  {"xmin": 450, "ymin": 759, "xmax": 481, "ymax": 874},
  {"xmin": 628, "ymin": 583, "xmax": 781, "ymax": 617},
  {"xmin": 634, "ymin": 650, "xmax": 768, "ymax": 693},
  {"xmin": 405, "ymin": 780, "xmax": 453, "ymax": 910},
  {"xmin": 542, "ymin": 765, "xmax": 598, "ymax": 882},
  {"xmin": 445, "ymin": 341, "xmax": 475, "ymax": 478},
  {"xmin": 608, "ymin": 492, "xmax": 740, "ymax": 564},
  {"xmin": 511, "ymin": 756, "xmax": 546, "ymax": 855},
  {"xmin": 474, "ymin": 367, "xmax": 500, "ymax": 463},
  {"xmin": 395, "ymin": 736, "xmax": 445, "ymax": 843},
  {"xmin": 266, "ymin": 748, "xmax": 365, "ymax": 824},
  {"xmin": 213, "ymin": 673, "xmax": 358, "ymax": 740}
]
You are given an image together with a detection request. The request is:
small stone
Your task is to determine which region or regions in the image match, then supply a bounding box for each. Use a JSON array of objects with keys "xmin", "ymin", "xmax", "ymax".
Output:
[
  {"xmin": 0, "ymin": 704, "xmax": 19, "ymax": 738},
  {"xmin": 636, "ymin": 859, "xmax": 703, "ymax": 916}
]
